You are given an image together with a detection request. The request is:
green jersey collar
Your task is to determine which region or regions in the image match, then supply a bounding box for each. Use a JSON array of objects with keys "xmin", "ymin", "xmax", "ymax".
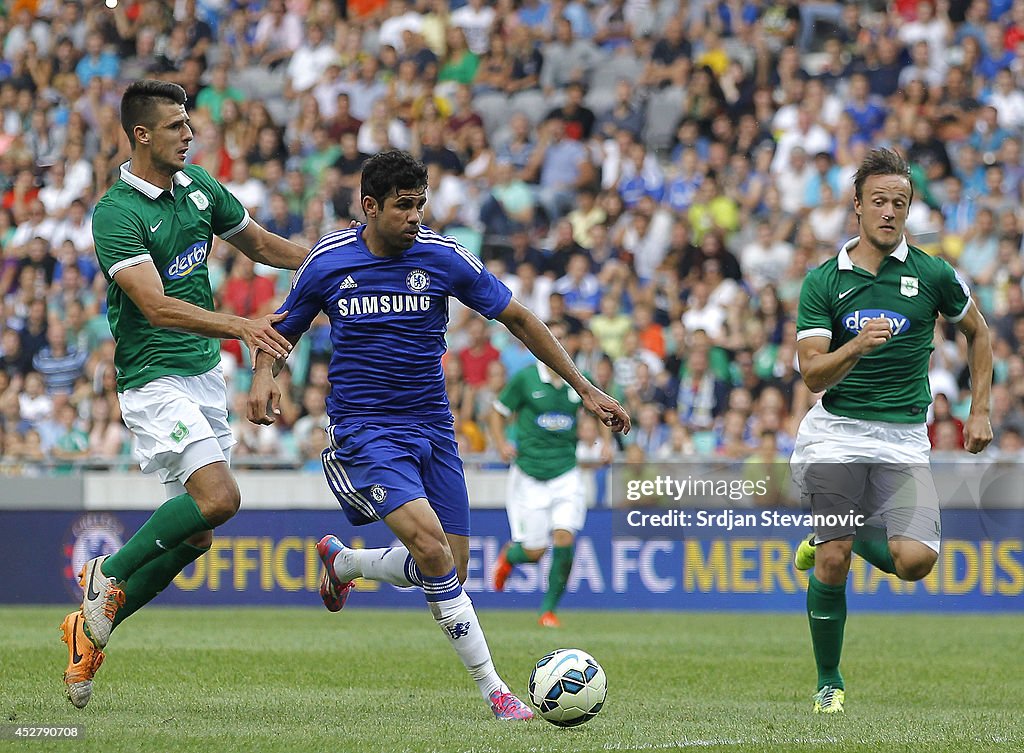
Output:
[
  {"xmin": 837, "ymin": 235, "xmax": 909, "ymax": 270},
  {"xmin": 537, "ymin": 363, "xmax": 572, "ymax": 392},
  {"xmin": 118, "ymin": 161, "xmax": 194, "ymax": 200}
]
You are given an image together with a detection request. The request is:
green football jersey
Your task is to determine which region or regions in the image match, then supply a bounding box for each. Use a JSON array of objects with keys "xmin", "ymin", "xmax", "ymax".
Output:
[
  {"xmin": 93, "ymin": 162, "xmax": 250, "ymax": 392},
  {"xmin": 796, "ymin": 237, "xmax": 971, "ymax": 424},
  {"xmin": 495, "ymin": 363, "xmax": 581, "ymax": 481}
]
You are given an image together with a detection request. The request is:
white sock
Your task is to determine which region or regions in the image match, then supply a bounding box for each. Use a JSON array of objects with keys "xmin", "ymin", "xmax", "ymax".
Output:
[
  {"xmin": 423, "ymin": 568, "xmax": 506, "ymax": 701},
  {"xmin": 332, "ymin": 546, "xmax": 423, "ymax": 587}
]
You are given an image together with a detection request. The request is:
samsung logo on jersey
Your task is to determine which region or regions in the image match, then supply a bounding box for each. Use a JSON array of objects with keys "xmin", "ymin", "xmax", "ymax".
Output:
[
  {"xmin": 843, "ymin": 309, "xmax": 910, "ymax": 335},
  {"xmin": 165, "ymin": 241, "xmax": 208, "ymax": 279},
  {"xmin": 338, "ymin": 295, "xmax": 431, "ymax": 317},
  {"xmin": 536, "ymin": 413, "xmax": 574, "ymax": 432}
]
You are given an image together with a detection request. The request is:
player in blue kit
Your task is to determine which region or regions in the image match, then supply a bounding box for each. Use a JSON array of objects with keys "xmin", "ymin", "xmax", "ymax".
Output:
[{"xmin": 247, "ymin": 150, "xmax": 630, "ymax": 720}]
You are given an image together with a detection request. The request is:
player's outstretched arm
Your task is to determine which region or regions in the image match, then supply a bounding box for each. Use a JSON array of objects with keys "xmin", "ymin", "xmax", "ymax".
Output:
[
  {"xmin": 797, "ymin": 318, "xmax": 893, "ymax": 393},
  {"xmin": 113, "ymin": 260, "xmax": 293, "ymax": 359},
  {"xmin": 227, "ymin": 219, "xmax": 310, "ymax": 270},
  {"xmin": 956, "ymin": 301, "xmax": 994, "ymax": 453},
  {"xmin": 496, "ymin": 298, "xmax": 631, "ymax": 434}
]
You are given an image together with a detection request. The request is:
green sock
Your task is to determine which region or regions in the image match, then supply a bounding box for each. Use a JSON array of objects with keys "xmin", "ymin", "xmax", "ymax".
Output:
[
  {"xmin": 112, "ymin": 542, "xmax": 209, "ymax": 630},
  {"xmin": 807, "ymin": 573, "xmax": 847, "ymax": 691},
  {"xmin": 541, "ymin": 545, "xmax": 574, "ymax": 613},
  {"xmin": 505, "ymin": 542, "xmax": 532, "ymax": 566},
  {"xmin": 853, "ymin": 526, "xmax": 897, "ymax": 574},
  {"xmin": 103, "ymin": 494, "xmax": 212, "ymax": 582}
]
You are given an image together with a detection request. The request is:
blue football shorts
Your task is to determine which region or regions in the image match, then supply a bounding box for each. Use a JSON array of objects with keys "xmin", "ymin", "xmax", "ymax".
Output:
[{"xmin": 321, "ymin": 419, "xmax": 471, "ymax": 536}]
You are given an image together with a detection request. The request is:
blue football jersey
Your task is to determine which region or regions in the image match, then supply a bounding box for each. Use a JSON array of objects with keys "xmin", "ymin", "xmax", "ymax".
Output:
[{"xmin": 275, "ymin": 226, "xmax": 513, "ymax": 422}]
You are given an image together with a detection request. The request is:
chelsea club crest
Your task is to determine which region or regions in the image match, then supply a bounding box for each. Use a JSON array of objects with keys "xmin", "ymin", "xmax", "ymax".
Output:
[
  {"xmin": 63, "ymin": 513, "xmax": 124, "ymax": 598},
  {"xmin": 406, "ymin": 269, "xmax": 430, "ymax": 292}
]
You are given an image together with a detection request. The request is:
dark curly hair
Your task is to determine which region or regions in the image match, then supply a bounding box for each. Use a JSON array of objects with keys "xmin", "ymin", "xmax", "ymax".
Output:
[{"xmin": 360, "ymin": 150, "xmax": 428, "ymax": 214}]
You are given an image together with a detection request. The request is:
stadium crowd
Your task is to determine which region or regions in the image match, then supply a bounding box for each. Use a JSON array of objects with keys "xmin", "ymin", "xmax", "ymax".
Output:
[{"xmin": 2, "ymin": 0, "xmax": 1024, "ymax": 477}]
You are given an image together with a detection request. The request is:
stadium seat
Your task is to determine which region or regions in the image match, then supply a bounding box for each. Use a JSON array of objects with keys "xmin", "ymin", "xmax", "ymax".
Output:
[
  {"xmin": 512, "ymin": 89, "xmax": 558, "ymax": 126},
  {"xmin": 473, "ymin": 92, "xmax": 516, "ymax": 136},
  {"xmin": 584, "ymin": 86, "xmax": 618, "ymax": 117},
  {"xmin": 588, "ymin": 55, "xmax": 644, "ymax": 92}
]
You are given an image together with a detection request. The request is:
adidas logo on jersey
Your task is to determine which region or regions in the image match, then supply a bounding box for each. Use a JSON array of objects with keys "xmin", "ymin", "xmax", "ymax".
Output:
[{"xmin": 339, "ymin": 276, "xmax": 358, "ymax": 290}]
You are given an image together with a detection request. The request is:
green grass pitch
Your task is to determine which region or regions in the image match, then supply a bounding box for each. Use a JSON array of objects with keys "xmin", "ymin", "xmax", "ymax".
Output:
[{"xmin": 2, "ymin": 607, "xmax": 1022, "ymax": 752}]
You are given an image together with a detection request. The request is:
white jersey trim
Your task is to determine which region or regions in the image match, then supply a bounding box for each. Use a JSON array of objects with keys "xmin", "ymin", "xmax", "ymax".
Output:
[
  {"xmin": 493, "ymin": 400, "xmax": 512, "ymax": 417},
  {"xmin": 108, "ymin": 254, "xmax": 153, "ymax": 278},
  {"xmin": 291, "ymin": 230, "xmax": 358, "ymax": 289},
  {"xmin": 118, "ymin": 161, "xmax": 193, "ymax": 199},
  {"xmin": 796, "ymin": 328, "xmax": 833, "ymax": 341},
  {"xmin": 945, "ymin": 297, "xmax": 972, "ymax": 324},
  {"xmin": 417, "ymin": 228, "xmax": 483, "ymax": 273},
  {"xmin": 219, "ymin": 209, "xmax": 251, "ymax": 240}
]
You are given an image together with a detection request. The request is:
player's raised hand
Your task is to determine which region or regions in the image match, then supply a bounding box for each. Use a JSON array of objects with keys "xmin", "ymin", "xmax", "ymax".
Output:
[
  {"xmin": 582, "ymin": 386, "xmax": 631, "ymax": 434},
  {"xmin": 853, "ymin": 317, "xmax": 893, "ymax": 355},
  {"xmin": 239, "ymin": 311, "xmax": 292, "ymax": 362},
  {"xmin": 963, "ymin": 414, "xmax": 994, "ymax": 454},
  {"xmin": 247, "ymin": 369, "xmax": 282, "ymax": 425}
]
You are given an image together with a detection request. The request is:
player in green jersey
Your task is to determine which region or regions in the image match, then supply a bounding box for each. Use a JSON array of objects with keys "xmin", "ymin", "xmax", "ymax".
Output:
[
  {"xmin": 489, "ymin": 343, "xmax": 613, "ymax": 628},
  {"xmin": 790, "ymin": 148, "xmax": 993, "ymax": 714},
  {"xmin": 60, "ymin": 80, "xmax": 310, "ymax": 709}
]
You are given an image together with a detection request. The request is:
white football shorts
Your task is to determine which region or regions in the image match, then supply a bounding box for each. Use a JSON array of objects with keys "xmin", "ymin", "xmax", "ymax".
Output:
[
  {"xmin": 790, "ymin": 401, "xmax": 941, "ymax": 552},
  {"xmin": 505, "ymin": 465, "xmax": 587, "ymax": 549},
  {"xmin": 119, "ymin": 364, "xmax": 235, "ymax": 493}
]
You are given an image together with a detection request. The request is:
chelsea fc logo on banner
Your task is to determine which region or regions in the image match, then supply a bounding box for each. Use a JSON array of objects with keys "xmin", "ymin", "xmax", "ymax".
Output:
[
  {"xmin": 63, "ymin": 513, "xmax": 124, "ymax": 598},
  {"xmin": 406, "ymin": 269, "xmax": 430, "ymax": 292}
]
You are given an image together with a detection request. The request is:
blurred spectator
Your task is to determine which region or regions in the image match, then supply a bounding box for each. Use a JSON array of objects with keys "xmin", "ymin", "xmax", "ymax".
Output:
[
  {"xmin": 32, "ymin": 321, "xmax": 86, "ymax": 396},
  {"xmin": 540, "ymin": 18, "xmax": 600, "ymax": 94},
  {"xmin": 18, "ymin": 370, "xmax": 52, "ymax": 427},
  {"xmin": 676, "ymin": 348, "xmax": 729, "ymax": 431},
  {"xmin": 589, "ymin": 294, "xmax": 632, "ymax": 360},
  {"xmin": 253, "ymin": 0, "xmax": 303, "ymax": 69},
  {"xmin": 458, "ymin": 317, "xmax": 501, "ymax": 388},
  {"xmin": 527, "ymin": 117, "xmax": 597, "ymax": 224},
  {"xmin": 450, "ymin": 0, "xmax": 496, "ymax": 56},
  {"xmin": 929, "ymin": 392, "xmax": 965, "ymax": 449},
  {"xmin": 75, "ymin": 32, "xmax": 119, "ymax": 85},
  {"xmin": 196, "ymin": 64, "xmax": 246, "ymax": 125}
]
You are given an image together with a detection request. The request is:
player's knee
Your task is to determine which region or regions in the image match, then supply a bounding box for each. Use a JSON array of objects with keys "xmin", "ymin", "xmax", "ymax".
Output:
[
  {"xmin": 896, "ymin": 552, "xmax": 937, "ymax": 581},
  {"xmin": 406, "ymin": 530, "xmax": 454, "ymax": 576},
  {"xmin": 522, "ymin": 546, "xmax": 547, "ymax": 562},
  {"xmin": 815, "ymin": 544, "xmax": 852, "ymax": 582},
  {"xmin": 198, "ymin": 485, "xmax": 241, "ymax": 527},
  {"xmin": 552, "ymin": 529, "xmax": 575, "ymax": 548}
]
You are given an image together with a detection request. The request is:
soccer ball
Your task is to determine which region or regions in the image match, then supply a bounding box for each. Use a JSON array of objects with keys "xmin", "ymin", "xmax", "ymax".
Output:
[{"xmin": 528, "ymin": 648, "xmax": 607, "ymax": 727}]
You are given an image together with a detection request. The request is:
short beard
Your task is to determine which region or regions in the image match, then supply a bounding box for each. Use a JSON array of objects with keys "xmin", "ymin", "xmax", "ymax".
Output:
[{"xmin": 864, "ymin": 229, "xmax": 901, "ymax": 254}]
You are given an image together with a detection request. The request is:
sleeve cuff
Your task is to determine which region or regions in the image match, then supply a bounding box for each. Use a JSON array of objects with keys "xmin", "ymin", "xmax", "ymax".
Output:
[
  {"xmin": 796, "ymin": 328, "xmax": 833, "ymax": 341},
  {"xmin": 493, "ymin": 400, "xmax": 512, "ymax": 417},
  {"xmin": 219, "ymin": 210, "xmax": 251, "ymax": 240},
  {"xmin": 108, "ymin": 254, "xmax": 152, "ymax": 277},
  {"xmin": 944, "ymin": 298, "xmax": 972, "ymax": 324}
]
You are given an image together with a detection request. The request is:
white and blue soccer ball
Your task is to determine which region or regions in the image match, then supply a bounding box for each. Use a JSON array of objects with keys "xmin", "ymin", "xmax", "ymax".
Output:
[{"xmin": 529, "ymin": 648, "xmax": 607, "ymax": 727}]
